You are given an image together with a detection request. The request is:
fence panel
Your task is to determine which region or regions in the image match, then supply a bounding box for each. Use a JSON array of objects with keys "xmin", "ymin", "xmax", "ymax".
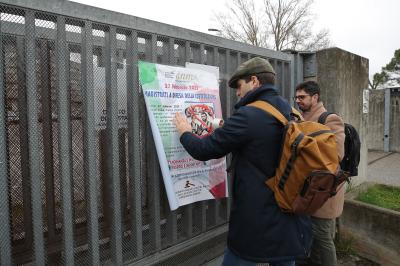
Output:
[{"xmin": 0, "ymin": 1, "xmax": 294, "ymax": 265}]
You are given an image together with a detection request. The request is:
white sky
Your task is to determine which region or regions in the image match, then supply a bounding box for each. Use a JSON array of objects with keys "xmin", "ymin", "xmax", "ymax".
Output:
[{"xmin": 72, "ymin": 0, "xmax": 400, "ymax": 79}]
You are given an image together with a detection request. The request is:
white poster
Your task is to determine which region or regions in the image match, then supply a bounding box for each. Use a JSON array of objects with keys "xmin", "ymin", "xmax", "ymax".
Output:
[{"xmin": 138, "ymin": 61, "xmax": 227, "ymax": 210}]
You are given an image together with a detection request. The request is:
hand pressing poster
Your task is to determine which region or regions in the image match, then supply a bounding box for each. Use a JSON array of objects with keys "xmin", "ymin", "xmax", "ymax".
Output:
[{"xmin": 138, "ymin": 61, "xmax": 227, "ymax": 210}]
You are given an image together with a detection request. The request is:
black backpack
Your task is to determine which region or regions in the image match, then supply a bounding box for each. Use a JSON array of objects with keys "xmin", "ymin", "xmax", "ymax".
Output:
[{"xmin": 318, "ymin": 112, "xmax": 361, "ymax": 177}]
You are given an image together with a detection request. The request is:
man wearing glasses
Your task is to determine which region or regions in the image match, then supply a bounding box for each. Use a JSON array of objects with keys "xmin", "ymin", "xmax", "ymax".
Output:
[{"xmin": 295, "ymin": 81, "xmax": 345, "ymax": 266}]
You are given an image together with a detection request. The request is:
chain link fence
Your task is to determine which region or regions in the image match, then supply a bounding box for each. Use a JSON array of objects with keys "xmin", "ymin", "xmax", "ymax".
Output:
[{"xmin": 0, "ymin": 2, "xmax": 294, "ymax": 265}]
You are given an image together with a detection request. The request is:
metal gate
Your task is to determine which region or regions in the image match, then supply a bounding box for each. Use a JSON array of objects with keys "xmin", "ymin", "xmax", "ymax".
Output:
[{"xmin": 0, "ymin": 0, "xmax": 296, "ymax": 265}]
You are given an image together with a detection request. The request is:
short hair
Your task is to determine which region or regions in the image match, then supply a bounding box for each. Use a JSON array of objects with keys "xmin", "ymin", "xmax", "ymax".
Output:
[
  {"xmin": 296, "ymin": 81, "xmax": 320, "ymax": 101},
  {"xmin": 243, "ymin": 72, "xmax": 276, "ymax": 86}
]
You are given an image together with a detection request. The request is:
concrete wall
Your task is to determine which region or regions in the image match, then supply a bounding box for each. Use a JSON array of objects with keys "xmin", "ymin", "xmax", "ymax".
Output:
[
  {"xmin": 368, "ymin": 90, "xmax": 385, "ymax": 150},
  {"xmin": 367, "ymin": 89, "xmax": 400, "ymax": 152},
  {"xmin": 340, "ymin": 189, "xmax": 400, "ymax": 266},
  {"xmin": 314, "ymin": 48, "xmax": 369, "ymax": 186}
]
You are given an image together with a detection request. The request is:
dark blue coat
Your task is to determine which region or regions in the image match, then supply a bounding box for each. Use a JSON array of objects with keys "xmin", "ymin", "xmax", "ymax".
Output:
[{"xmin": 179, "ymin": 84, "xmax": 312, "ymax": 263}]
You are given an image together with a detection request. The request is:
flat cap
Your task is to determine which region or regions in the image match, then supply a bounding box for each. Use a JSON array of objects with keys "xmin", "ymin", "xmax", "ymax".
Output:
[{"xmin": 228, "ymin": 57, "xmax": 276, "ymax": 88}]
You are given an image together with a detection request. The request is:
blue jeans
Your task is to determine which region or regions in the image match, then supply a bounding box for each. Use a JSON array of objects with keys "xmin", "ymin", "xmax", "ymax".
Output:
[{"xmin": 222, "ymin": 247, "xmax": 295, "ymax": 266}]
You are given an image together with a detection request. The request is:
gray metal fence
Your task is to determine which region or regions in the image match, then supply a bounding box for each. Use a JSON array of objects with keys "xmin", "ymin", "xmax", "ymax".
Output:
[{"xmin": 0, "ymin": 1, "xmax": 296, "ymax": 265}]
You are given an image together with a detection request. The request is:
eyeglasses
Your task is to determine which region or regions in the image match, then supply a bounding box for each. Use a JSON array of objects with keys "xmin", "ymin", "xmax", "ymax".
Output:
[{"xmin": 293, "ymin": 94, "xmax": 311, "ymax": 101}]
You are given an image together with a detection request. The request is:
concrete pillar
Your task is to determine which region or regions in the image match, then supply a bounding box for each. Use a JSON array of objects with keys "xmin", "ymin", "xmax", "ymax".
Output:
[{"xmin": 310, "ymin": 48, "xmax": 369, "ymax": 186}]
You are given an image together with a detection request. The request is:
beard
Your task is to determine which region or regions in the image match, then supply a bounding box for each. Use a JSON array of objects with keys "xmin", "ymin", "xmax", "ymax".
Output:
[{"xmin": 297, "ymin": 103, "xmax": 311, "ymax": 112}]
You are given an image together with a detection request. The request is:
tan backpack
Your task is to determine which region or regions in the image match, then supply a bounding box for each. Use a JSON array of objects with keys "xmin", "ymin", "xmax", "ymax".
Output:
[{"xmin": 248, "ymin": 100, "xmax": 348, "ymax": 215}]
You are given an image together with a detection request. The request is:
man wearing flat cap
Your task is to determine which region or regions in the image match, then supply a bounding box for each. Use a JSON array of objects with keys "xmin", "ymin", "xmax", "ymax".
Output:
[{"xmin": 174, "ymin": 57, "xmax": 312, "ymax": 266}]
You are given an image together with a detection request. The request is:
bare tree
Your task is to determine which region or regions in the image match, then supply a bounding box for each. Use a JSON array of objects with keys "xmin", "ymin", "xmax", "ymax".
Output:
[
  {"xmin": 213, "ymin": 0, "xmax": 331, "ymax": 51},
  {"xmin": 214, "ymin": 0, "xmax": 268, "ymax": 47}
]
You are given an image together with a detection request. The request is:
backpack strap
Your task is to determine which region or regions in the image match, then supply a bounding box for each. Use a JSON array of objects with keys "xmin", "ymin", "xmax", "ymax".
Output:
[
  {"xmin": 247, "ymin": 100, "xmax": 288, "ymax": 125},
  {"xmin": 291, "ymin": 107, "xmax": 303, "ymax": 121},
  {"xmin": 318, "ymin": 111, "xmax": 335, "ymax": 124}
]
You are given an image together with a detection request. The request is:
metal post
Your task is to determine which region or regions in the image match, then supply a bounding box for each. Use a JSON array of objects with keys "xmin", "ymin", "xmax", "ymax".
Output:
[
  {"xmin": 289, "ymin": 54, "xmax": 296, "ymax": 106},
  {"xmin": 148, "ymin": 33, "xmax": 161, "ymax": 251},
  {"xmin": 39, "ymin": 39, "xmax": 56, "ymax": 245},
  {"xmin": 105, "ymin": 26, "xmax": 123, "ymax": 265},
  {"xmin": 25, "ymin": 10, "xmax": 45, "ymax": 265},
  {"xmin": 126, "ymin": 30, "xmax": 143, "ymax": 258},
  {"xmin": 56, "ymin": 16, "xmax": 75, "ymax": 265},
  {"xmin": 384, "ymin": 88, "xmax": 391, "ymax": 152},
  {"xmin": 225, "ymin": 50, "xmax": 232, "ymax": 220},
  {"xmin": 81, "ymin": 20, "xmax": 100, "ymax": 265},
  {"xmin": 199, "ymin": 43, "xmax": 207, "ymax": 232},
  {"xmin": 0, "ymin": 14, "xmax": 12, "ymax": 266},
  {"xmin": 16, "ymin": 36, "xmax": 33, "ymax": 250},
  {"xmin": 182, "ymin": 41, "xmax": 193, "ymax": 238},
  {"xmin": 166, "ymin": 37, "xmax": 178, "ymax": 245},
  {"xmin": 213, "ymin": 46, "xmax": 221, "ymax": 225}
]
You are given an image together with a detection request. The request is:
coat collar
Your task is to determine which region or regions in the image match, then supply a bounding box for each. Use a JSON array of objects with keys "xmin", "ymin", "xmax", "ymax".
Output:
[
  {"xmin": 234, "ymin": 84, "xmax": 278, "ymax": 109},
  {"xmin": 301, "ymin": 101, "xmax": 327, "ymax": 122}
]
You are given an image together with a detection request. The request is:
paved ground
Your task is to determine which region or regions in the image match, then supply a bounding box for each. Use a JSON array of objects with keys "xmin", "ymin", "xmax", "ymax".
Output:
[
  {"xmin": 367, "ymin": 151, "xmax": 400, "ymax": 186},
  {"xmin": 203, "ymin": 256, "xmax": 223, "ymax": 266},
  {"xmin": 203, "ymin": 254, "xmax": 378, "ymax": 266}
]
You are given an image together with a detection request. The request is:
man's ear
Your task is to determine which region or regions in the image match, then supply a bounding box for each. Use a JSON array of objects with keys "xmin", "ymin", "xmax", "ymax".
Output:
[{"xmin": 251, "ymin": 75, "xmax": 260, "ymax": 87}]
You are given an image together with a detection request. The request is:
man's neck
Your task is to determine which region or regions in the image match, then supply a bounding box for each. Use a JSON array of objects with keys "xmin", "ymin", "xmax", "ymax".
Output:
[{"xmin": 302, "ymin": 101, "xmax": 324, "ymax": 115}]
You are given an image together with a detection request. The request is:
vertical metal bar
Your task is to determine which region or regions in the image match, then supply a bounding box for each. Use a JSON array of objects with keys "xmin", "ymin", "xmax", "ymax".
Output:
[
  {"xmin": 212, "ymin": 46, "xmax": 221, "ymax": 225},
  {"xmin": 227, "ymin": 51, "xmax": 242, "ymax": 221},
  {"xmin": 221, "ymin": 49, "xmax": 230, "ymax": 223},
  {"xmin": 182, "ymin": 41, "xmax": 193, "ymax": 238},
  {"xmin": 105, "ymin": 26, "xmax": 123, "ymax": 265},
  {"xmin": 384, "ymin": 88, "xmax": 391, "ymax": 152},
  {"xmin": 270, "ymin": 59, "xmax": 277, "ymax": 79},
  {"xmin": 199, "ymin": 43, "xmax": 207, "ymax": 232},
  {"xmin": 119, "ymin": 128, "xmax": 127, "ymax": 225},
  {"xmin": 169, "ymin": 38, "xmax": 177, "ymax": 66},
  {"xmin": 117, "ymin": 49, "xmax": 128, "ymax": 220},
  {"xmin": 16, "ymin": 36, "xmax": 33, "ymax": 249},
  {"xmin": 203, "ymin": 47, "xmax": 220, "ymax": 227},
  {"xmin": 281, "ymin": 61, "xmax": 286, "ymax": 98},
  {"xmin": 126, "ymin": 30, "xmax": 143, "ymax": 258},
  {"xmin": 56, "ymin": 16, "xmax": 74, "ymax": 265},
  {"xmin": 166, "ymin": 37, "xmax": 178, "ymax": 245},
  {"xmin": 192, "ymin": 44, "xmax": 200, "ymax": 63},
  {"xmin": 278, "ymin": 61, "xmax": 283, "ymax": 94},
  {"xmin": 225, "ymin": 50, "xmax": 232, "ymax": 118},
  {"xmin": 81, "ymin": 20, "xmax": 100, "ymax": 265},
  {"xmin": 290, "ymin": 55, "xmax": 295, "ymax": 106},
  {"xmin": 100, "ymin": 131, "xmax": 111, "ymax": 227},
  {"xmin": 285, "ymin": 62, "xmax": 292, "ymax": 103},
  {"xmin": 224, "ymin": 51, "xmax": 232, "ymax": 221},
  {"xmin": 25, "ymin": 11, "xmax": 45, "ymax": 265},
  {"xmin": 0, "ymin": 15, "xmax": 12, "ymax": 266},
  {"xmin": 148, "ymin": 33, "xmax": 161, "ymax": 251},
  {"xmin": 39, "ymin": 40, "xmax": 56, "ymax": 243}
]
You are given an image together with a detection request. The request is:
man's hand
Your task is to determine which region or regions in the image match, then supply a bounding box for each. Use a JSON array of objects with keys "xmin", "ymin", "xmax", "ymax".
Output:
[{"xmin": 174, "ymin": 113, "xmax": 192, "ymax": 136}]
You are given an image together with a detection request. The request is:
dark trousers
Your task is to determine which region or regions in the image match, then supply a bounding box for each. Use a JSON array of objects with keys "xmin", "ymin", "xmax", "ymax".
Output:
[{"xmin": 309, "ymin": 217, "xmax": 337, "ymax": 266}]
